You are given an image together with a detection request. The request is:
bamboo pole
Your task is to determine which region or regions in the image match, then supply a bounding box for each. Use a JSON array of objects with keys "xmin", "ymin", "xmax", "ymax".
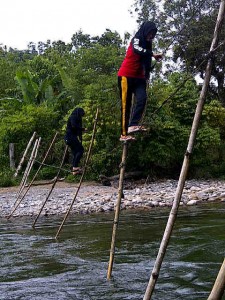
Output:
[
  {"xmin": 12, "ymin": 132, "xmax": 58, "ymax": 211},
  {"xmin": 14, "ymin": 131, "xmax": 36, "ymax": 177},
  {"xmin": 16, "ymin": 139, "xmax": 38, "ymax": 197},
  {"xmin": 7, "ymin": 137, "xmax": 41, "ymax": 218},
  {"xmin": 16, "ymin": 138, "xmax": 40, "ymax": 203},
  {"xmin": 32, "ymin": 144, "xmax": 68, "ymax": 228},
  {"xmin": 107, "ymin": 142, "xmax": 128, "ymax": 280},
  {"xmin": 208, "ymin": 259, "xmax": 225, "ymax": 300},
  {"xmin": 143, "ymin": 2, "xmax": 225, "ymax": 299},
  {"xmin": 29, "ymin": 137, "xmax": 41, "ymax": 180},
  {"xmin": 18, "ymin": 138, "xmax": 40, "ymax": 194},
  {"xmin": 55, "ymin": 108, "xmax": 99, "ymax": 239},
  {"xmin": 8, "ymin": 132, "xmax": 58, "ymax": 218}
]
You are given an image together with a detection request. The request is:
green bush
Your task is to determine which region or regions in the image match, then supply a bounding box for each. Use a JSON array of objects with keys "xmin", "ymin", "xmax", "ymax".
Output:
[{"xmin": 0, "ymin": 170, "xmax": 18, "ymax": 187}]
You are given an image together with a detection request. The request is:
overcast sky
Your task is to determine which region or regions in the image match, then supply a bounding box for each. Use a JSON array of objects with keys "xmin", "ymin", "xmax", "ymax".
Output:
[{"xmin": 1, "ymin": 0, "xmax": 137, "ymax": 50}]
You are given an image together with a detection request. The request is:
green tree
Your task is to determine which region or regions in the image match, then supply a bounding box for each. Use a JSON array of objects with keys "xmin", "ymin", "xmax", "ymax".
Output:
[
  {"xmin": 0, "ymin": 48, "xmax": 19, "ymax": 97},
  {"xmin": 0, "ymin": 104, "xmax": 60, "ymax": 169},
  {"xmin": 131, "ymin": 0, "xmax": 225, "ymax": 103}
]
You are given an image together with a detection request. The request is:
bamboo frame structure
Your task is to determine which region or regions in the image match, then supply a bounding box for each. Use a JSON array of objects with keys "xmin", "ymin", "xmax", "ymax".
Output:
[
  {"xmin": 17, "ymin": 138, "xmax": 40, "ymax": 197},
  {"xmin": 143, "ymin": 2, "xmax": 225, "ymax": 299},
  {"xmin": 14, "ymin": 131, "xmax": 36, "ymax": 177},
  {"xmin": 13, "ymin": 132, "xmax": 58, "ymax": 211},
  {"xmin": 107, "ymin": 142, "xmax": 128, "ymax": 280},
  {"xmin": 7, "ymin": 137, "xmax": 41, "ymax": 218},
  {"xmin": 55, "ymin": 108, "xmax": 99, "ymax": 239},
  {"xmin": 14, "ymin": 137, "xmax": 40, "ymax": 202},
  {"xmin": 32, "ymin": 144, "xmax": 68, "ymax": 228},
  {"xmin": 208, "ymin": 259, "xmax": 225, "ymax": 300}
]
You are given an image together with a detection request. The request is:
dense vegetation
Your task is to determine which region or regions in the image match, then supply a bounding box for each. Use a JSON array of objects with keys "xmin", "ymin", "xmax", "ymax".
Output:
[{"xmin": 0, "ymin": 0, "xmax": 225, "ymax": 187}]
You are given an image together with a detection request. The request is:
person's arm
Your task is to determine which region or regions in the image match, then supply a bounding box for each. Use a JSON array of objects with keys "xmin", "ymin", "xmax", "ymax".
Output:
[{"xmin": 132, "ymin": 38, "xmax": 153, "ymax": 56}]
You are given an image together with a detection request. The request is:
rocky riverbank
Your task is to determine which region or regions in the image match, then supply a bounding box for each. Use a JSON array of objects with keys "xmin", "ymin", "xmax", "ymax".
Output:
[{"xmin": 0, "ymin": 179, "xmax": 225, "ymax": 218}]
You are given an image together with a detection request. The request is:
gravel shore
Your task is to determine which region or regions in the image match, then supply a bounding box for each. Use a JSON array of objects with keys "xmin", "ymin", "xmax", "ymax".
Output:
[{"xmin": 0, "ymin": 179, "xmax": 225, "ymax": 218}]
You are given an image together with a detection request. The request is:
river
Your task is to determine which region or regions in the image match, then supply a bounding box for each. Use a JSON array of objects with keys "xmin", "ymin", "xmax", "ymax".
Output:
[{"xmin": 0, "ymin": 203, "xmax": 224, "ymax": 300}]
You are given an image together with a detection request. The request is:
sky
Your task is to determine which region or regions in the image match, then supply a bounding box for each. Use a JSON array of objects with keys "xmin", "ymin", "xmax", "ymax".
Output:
[{"xmin": 1, "ymin": 0, "xmax": 137, "ymax": 50}]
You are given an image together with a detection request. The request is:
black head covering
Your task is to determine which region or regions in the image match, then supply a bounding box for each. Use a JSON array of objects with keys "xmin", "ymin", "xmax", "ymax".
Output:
[
  {"xmin": 65, "ymin": 107, "xmax": 85, "ymax": 140},
  {"xmin": 135, "ymin": 21, "xmax": 157, "ymax": 41},
  {"xmin": 71, "ymin": 107, "xmax": 85, "ymax": 119},
  {"xmin": 131, "ymin": 21, "xmax": 158, "ymax": 79}
]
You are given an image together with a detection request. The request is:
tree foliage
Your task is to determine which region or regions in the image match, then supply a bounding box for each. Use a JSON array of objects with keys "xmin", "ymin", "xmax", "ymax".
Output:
[
  {"xmin": 131, "ymin": 0, "xmax": 225, "ymax": 103},
  {"xmin": 0, "ymin": 21, "xmax": 225, "ymax": 185}
]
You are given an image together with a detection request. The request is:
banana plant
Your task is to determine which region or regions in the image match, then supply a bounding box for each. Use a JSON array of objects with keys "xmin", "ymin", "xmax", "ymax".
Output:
[{"xmin": 15, "ymin": 69, "xmax": 57, "ymax": 105}]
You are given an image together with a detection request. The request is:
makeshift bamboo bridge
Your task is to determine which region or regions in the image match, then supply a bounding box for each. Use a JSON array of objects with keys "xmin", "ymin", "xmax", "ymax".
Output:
[
  {"xmin": 4, "ymin": 1, "xmax": 225, "ymax": 299},
  {"xmin": 7, "ymin": 108, "xmax": 99, "ymax": 239}
]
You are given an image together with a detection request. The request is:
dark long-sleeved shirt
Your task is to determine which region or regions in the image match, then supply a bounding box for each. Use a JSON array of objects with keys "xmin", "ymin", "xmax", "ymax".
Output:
[{"xmin": 65, "ymin": 108, "xmax": 84, "ymax": 142}]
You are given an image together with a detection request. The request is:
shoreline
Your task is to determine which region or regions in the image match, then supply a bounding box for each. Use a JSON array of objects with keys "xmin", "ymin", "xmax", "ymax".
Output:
[{"xmin": 0, "ymin": 179, "xmax": 225, "ymax": 218}]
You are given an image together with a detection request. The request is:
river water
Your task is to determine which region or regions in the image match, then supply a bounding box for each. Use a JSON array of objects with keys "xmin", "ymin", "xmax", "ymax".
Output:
[{"xmin": 0, "ymin": 203, "xmax": 224, "ymax": 300}]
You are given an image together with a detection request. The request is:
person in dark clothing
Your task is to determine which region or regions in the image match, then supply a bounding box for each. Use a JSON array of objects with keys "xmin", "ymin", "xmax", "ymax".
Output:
[
  {"xmin": 118, "ymin": 21, "xmax": 163, "ymax": 142},
  {"xmin": 65, "ymin": 107, "xmax": 86, "ymax": 175}
]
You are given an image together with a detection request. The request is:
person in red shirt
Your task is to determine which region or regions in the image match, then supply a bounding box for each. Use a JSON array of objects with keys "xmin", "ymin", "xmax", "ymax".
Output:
[{"xmin": 118, "ymin": 21, "xmax": 162, "ymax": 141}]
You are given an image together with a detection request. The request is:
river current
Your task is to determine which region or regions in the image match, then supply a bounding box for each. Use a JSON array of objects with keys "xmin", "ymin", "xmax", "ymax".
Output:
[{"xmin": 0, "ymin": 203, "xmax": 224, "ymax": 300}]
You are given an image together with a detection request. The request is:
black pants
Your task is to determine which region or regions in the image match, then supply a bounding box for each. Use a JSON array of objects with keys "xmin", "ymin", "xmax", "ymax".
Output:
[
  {"xmin": 65, "ymin": 136, "xmax": 84, "ymax": 168},
  {"xmin": 118, "ymin": 76, "xmax": 147, "ymax": 136}
]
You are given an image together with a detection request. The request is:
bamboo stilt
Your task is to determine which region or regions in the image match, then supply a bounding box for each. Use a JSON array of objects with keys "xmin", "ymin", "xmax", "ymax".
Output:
[
  {"xmin": 143, "ymin": 2, "xmax": 225, "ymax": 299},
  {"xmin": 107, "ymin": 142, "xmax": 128, "ymax": 280},
  {"xmin": 208, "ymin": 259, "xmax": 225, "ymax": 300},
  {"xmin": 55, "ymin": 108, "xmax": 99, "ymax": 239},
  {"xmin": 14, "ymin": 132, "xmax": 36, "ymax": 177},
  {"xmin": 32, "ymin": 144, "xmax": 68, "ymax": 228}
]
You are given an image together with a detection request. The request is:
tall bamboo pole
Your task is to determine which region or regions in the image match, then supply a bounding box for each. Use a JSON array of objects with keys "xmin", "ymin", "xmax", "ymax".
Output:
[
  {"xmin": 14, "ymin": 132, "xmax": 58, "ymax": 210},
  {"xmin": 32, "ymin": 144, "xmax": 68, "ymax": 228},
  {"xmin": 55, "ymin": 108, "xmax": 99, "ymax": 239},
  {"xmin": 14, "ymin": 131, "xmax": 36, "ymax": 177},
  {"xmin": 208, "ymin": 259, "xmax": 225, "ymax": 300},
  {"xmin": 143, "ymin": 2, "xmax": 225, "ymax": 299},
  {"xmin": 107, "ymin": 142, "xmax": 128, "ymax": 280}
]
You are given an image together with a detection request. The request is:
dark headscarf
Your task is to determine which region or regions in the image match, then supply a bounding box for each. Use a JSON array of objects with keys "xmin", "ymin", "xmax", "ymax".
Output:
[
  {"xmin": 71, "ymin": 107, "xmax": 85, "ymax": 119},
  {"xmin": 134, "ymin": 21, "xmax": 157, "ymax": 43},
  {"xmin": 133, "ymin": 21, "xmax": 158, "ymax": 79}
]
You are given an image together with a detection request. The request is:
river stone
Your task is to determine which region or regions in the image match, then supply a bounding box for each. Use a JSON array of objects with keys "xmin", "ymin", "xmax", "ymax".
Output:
[
  {"xmin": 187, "ymin": 200, "xmax": 198, "ymax": 206},
  {"xmin": 1, "ymin": 179, "xmax": 225, "ymax": 217}
]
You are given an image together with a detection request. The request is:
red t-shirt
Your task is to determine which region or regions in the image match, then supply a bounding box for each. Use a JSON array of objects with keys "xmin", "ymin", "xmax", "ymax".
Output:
[{"xmin": 118, "ymin": 42, "xmax": 145, "ymax": 79}]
